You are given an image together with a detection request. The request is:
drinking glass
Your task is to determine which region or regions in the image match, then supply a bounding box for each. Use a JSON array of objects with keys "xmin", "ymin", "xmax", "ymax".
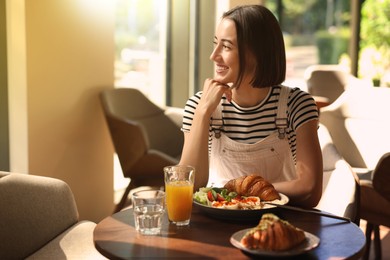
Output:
[
  {"xmin": 164, "ymin": 165, "xmax": 195, "ymax": 226},
  {"xmin": 132, "ymin": 190, "xmax": 165, "ymax": 235}
]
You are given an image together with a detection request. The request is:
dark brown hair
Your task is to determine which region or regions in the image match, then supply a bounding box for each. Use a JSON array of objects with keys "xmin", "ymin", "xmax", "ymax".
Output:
[{"xmin": 222, "ymin": 5, "xmax": 286, "ymax": 88}]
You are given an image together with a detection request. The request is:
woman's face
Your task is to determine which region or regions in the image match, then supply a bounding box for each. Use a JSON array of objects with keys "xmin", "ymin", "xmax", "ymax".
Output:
[
  {"xmin": 210, "ymin": 18, "xmax": 256, "ymax": 87},
  {"xmin": 209, "ymin": 18, "xmax": 239, "ymax": 85}
]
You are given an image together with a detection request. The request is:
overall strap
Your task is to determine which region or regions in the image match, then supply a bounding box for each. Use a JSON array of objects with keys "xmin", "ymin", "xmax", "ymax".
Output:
[
  {"xmin": 210, "ymin": 99, "xmax": 224, "ymax": 138},
  {"xmin": 211, "ymin": 87, "xmax": 290, "ymax": 139},
  {"xmin": 276, "ymin": 86, "xmax": 290, "ymax": 139}
]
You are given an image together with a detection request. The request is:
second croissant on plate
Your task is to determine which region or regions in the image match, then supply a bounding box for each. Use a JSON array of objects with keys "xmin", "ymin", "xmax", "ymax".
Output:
[{"xmin": 241, "ymin": 213, "xmax": 306, "ymax": 251}]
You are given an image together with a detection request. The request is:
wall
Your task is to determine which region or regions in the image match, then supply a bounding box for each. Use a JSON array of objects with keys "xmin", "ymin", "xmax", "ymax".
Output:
[
  {"xmin": 0, "ymin": 0, "xmax": 9, "ymax": 171},
  {"xmin": 170, "ymin": 0, "xmax": 190, "ymax": 107},
  {"xmin": 7, "ymin": 0, "xmax": 115, "ymax": 222},
  {"xmin": 7, "ymin": 0, "xmax": 28, "ymax": 173},
  {"xmin": 197, "ymin": 1, "xmax": 216, "ymax": 93}
]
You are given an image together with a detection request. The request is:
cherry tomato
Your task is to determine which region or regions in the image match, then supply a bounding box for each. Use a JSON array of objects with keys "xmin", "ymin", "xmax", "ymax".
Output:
[
  {"xmin": 216, "ymin": 193, "xmax": 226, "ymax": 202},
  {"xmin": 207, "ymin": 191, "xmax": 215, "ymax": 201}
]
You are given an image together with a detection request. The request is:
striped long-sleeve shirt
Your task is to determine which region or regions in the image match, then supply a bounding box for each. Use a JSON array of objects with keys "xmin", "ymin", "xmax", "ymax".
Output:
[{"xmin": 182, "ymin": 85, "xmax": 319, "ymax": 163}]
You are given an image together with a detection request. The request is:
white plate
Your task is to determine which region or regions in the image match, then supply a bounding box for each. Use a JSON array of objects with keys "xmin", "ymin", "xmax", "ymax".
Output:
[
  {"xmin": 230, "ymin": 229, "xmax": 320, "ymax": 257},
  {"xmin": 193, "ymin": 193, "xmax": 289, "ymax": 222}
]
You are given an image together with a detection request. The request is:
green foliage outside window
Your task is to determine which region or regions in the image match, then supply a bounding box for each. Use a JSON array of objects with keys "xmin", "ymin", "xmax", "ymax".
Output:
[
  {"xmin": 315, "ymin": 27, "xmax": 350, "ymax": 64},
  {"xmin": 361, "ymin": 0, "xmax": 390, "ymax": 50},
  {"xmin": 360, "ymin": 0, "xmax": 390, "ymax": 83}
]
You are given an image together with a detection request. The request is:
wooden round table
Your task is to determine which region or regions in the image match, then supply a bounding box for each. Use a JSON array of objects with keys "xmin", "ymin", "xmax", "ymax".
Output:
[{"xmin": 94, "ymin": 205, "xmax": 365, "ymax": 259}]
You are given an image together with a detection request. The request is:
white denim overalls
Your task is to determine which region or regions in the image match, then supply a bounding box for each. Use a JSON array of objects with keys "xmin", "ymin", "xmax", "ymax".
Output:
[{"xmin": 208, "ymin": 86, "xmax": 297, "ymax": 187}]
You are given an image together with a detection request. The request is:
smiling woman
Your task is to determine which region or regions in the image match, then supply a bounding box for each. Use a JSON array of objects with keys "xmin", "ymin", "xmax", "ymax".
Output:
[{"xmin": 180, "ymin": 5, "xmax": 322, "ymax": 209}]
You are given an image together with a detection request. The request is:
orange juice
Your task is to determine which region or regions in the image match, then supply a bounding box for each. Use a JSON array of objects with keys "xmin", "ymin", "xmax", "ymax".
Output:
[{"xmin": 165, "ymin": 180, "xmax": 194, "ymax": 222}]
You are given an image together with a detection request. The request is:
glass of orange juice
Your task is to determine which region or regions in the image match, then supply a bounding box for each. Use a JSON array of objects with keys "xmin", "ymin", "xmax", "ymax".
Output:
[{"xmin": 164, "ymin": 165, "xmax": 195, "ymax": 226}]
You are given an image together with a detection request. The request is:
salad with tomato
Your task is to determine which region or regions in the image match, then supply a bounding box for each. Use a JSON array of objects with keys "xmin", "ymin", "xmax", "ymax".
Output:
[{"xmin": 193, "ymin": 187, "xmax": 262, "ymax": 210}]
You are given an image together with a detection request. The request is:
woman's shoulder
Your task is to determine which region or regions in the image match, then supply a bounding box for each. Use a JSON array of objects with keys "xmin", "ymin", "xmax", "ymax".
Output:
[
  {"xmin": 277, "ymin": 85, "xmax": 311, "ymax": 96},
  {"xmin": 275, "ymin": 85, "xmax": 315, "ymax": 103},
  {"xmin": 184, "ymin": 91, "xmax": 203, "ymax": 108},
  {"xmin": 187, "ymin": 91, "xmax": 202, "ymax": 103}
]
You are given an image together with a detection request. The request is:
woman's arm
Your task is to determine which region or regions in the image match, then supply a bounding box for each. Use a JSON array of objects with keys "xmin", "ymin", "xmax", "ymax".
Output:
[
  {"xmin": 179, "ymin": 79, "xmax": 231, "ymax": 191},
  {"xmin": 273, "ymin": 120, "xmax": 323, "ymax": 208}
]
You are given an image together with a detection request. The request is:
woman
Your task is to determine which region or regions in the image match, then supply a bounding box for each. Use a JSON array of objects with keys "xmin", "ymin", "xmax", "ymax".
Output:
[{"xmin": 179, "ymin": 5, "xmax": 323, "ymax": 208}]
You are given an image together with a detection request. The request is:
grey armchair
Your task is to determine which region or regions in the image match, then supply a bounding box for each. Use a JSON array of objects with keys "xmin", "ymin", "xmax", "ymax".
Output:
[
  {"xmin": 99, "ymin": 88, "xmax": 184, "ymax": 213},
  {"xmin": 0, "ymin": 172, "xmax": 104, "ymax": 260}
]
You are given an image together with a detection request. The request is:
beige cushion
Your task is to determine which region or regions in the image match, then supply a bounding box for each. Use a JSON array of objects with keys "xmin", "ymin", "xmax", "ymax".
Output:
[
  {"xmin": 317, "ymin": 161, "xmax": 357, "ymax": 219},
  {"xmin": 315, "ymin": 125, "xmax": 359, "ymax": 222},
  {"xmin": 27, "ymin": 221, "xmax": 105, "ymax": 260},
  {"xmin": 316, "ymin": 124, "xmax": 359, "ymax": 221},
  {"xmin": 318, "ymin": 125, "xmax": 342, "ymax": 171}
]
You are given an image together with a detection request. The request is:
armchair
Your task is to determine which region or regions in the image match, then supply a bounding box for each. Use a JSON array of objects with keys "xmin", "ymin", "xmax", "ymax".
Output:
[
  {"xmin": 0, "ymin": 172, "xmax": 104, "ymax": 259},
  {"xmin": 320, "ymin": 87, "xmax": 390, "ymax": 170},
  {"xmin": 304, "ymin": 65, "xmax": 355, "ymax": 104},
  {"xmin": 360, "ymin": 153, "xmax": 390, "ymax": 260},
  {"xmin": 99, "ymin": 88, "xmax": 184, "ymax": 213}
]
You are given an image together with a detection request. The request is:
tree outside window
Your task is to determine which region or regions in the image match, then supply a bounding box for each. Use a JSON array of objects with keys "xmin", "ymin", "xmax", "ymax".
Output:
[{"xmin": 360, "ymin": 0, "xmax": 390, "ymax": 87}]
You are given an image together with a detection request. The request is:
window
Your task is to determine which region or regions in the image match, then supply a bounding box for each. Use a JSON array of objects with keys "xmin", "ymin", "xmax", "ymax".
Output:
[
  {"xmin": 115, "ymin": 0, "xmax": 168, "ymax": 106},
  {"xmin": 265, "ymin": 1, "xmax": 351, "ymax": 90},
  {"xmin": 113, "ymin": 0, "xmax": 168, "ymax": 192}
]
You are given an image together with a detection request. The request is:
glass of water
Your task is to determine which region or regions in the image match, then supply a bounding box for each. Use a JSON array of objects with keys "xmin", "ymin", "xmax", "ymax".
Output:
[{"xmin": 132, "ymin": 189, "xmax": 165, "ymax": 235}]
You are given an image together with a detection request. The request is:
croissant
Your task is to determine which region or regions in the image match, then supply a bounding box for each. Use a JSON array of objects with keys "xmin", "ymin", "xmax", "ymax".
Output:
[
  {"xmin": 241, "ymin": 213, "xmax": 306, "ymax": 251},
  {"xmin": 223, "ymin": 174, "xmax": 280, "ymax": 201}
]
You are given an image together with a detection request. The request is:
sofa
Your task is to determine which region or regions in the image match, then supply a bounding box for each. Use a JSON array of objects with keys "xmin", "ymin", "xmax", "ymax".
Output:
[
  {"xmin": 0, "ymin": 172, "xmax": 105, "ymax": 259},
  {"xmin": 307, "ymin": 74, "xmax": 390, "ymax": 257},
  {"xmin": 320, "ymin": 86, "xmax": 390, "ymax": 171},
  {"xmin": 315, "ymin": 124, "xmax": 360, "ymax": 224}
]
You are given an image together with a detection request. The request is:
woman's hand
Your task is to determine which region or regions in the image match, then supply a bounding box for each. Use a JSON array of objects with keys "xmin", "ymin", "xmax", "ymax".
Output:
[
  {"xmin": 199, "ymin": 78, "xmax": 232, "ymax": 116},
  {"xmin": 179, "ymin": 78, "xmax": 232, "ymax": 190}
]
